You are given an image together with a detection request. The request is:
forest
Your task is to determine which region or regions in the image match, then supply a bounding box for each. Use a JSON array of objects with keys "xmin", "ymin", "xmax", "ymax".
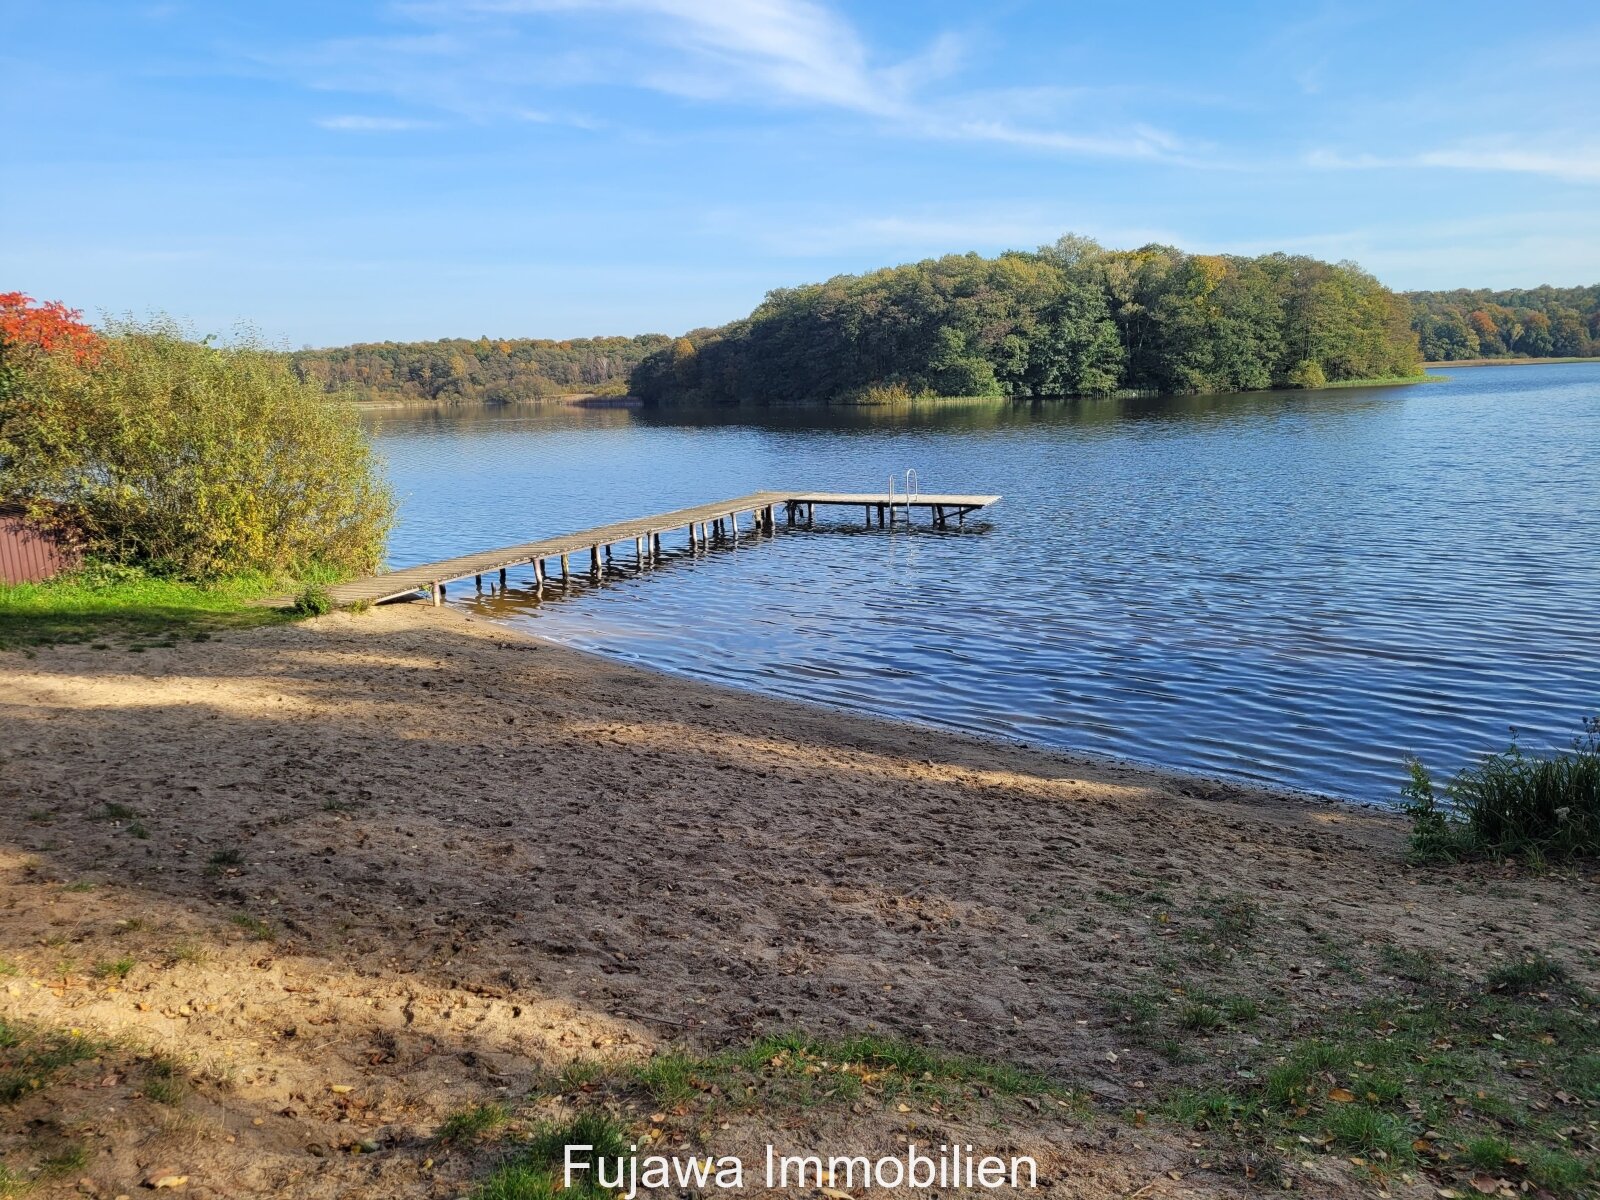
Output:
[
  {"xmin": 286, "ymin": 334, "xmax": 671, "ymax": 403},
  {"xmin": 1405, "ymin": 285, "xmax": 1600, "ymax": 361},
  {"xmin": 279, "ymin": 250, "xmax": 1600, "ymax": 408},
  {"xmin": 629, "ymin": 237, "xmax": 1423, "ymax": 406}
]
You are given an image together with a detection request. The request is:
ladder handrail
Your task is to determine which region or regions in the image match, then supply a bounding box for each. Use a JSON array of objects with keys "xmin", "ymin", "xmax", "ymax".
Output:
[{"xmin": 886, "ymin": 469, "xmax": 919, "ymax": 524}]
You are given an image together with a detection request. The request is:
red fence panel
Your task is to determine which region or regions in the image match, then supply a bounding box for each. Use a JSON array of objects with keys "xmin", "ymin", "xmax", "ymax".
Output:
[{"xmin": 0, "ymin": 512, "xmax": 80, "ymax": 584}]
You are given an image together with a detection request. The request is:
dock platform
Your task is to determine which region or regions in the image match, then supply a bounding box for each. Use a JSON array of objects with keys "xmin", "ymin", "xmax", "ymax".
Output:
[{"xmin": 318, "ymin": 489, "xmax": 1000, "ymax": 608}]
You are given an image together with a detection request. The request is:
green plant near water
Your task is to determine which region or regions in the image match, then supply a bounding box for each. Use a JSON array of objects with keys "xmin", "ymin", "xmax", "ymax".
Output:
[
  {"xmin": 292, "ymin": 583, "xmax": 335, "ymax": 615},
  {"xmin": 1403, "ymin": 718, "xmax": 1600, "ymax": 861}
]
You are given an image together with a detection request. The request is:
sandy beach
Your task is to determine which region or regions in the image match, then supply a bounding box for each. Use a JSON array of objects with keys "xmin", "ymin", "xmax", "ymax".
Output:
[{"xmin": 1, "ymin": 605, "xmax": 1595, "ymax": 1199}]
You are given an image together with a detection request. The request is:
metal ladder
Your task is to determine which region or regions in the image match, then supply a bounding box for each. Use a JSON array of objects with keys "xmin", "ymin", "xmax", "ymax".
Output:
[{"xmin": 886, "ymin": 469, "xmax": 918, "ymax": 525}]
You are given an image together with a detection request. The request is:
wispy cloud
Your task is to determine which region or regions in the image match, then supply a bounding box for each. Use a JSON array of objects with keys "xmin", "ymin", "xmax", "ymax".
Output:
[
  {"xmin": 315, "ymin": 114, "xmax": 438, "ymax": 131},
  {"xmin": 287, "ymin": 0, "xmax": 1194, "ymax": 163},
  {"xmin": 1309, "ymin": 142, "xmax": 1600, "ymax": 184}
]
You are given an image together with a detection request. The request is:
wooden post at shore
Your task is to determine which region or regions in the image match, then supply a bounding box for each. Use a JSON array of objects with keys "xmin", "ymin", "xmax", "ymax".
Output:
[
  {"xmin": 590, "ymin": 545, "xmax": 602, "ymax": 579},
  {"xmin": 559, "ymin": 553, "xmax": 570, "ymax": 587},
  {"xmin": 532, "ymin": 557, "xmax": 545, "ymax": 594},
  {"xmin": 430, "ymin": 581, "xmax": 442, "ymax": 607},
  {"xmin": 498, "ymin": 567, "xmax": 507, "ymax": 589},
  {"xmin": 474, "ymin": 574, "xmax": 482, "ymax": 590}
]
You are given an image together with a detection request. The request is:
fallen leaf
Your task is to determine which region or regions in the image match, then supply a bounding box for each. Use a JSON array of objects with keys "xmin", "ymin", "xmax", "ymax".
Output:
[
  {"xmin": 330, "ymin": 1084, "xmax": 353, "ymax": 1094},
  {"xmin": 1469, "ymin": 1177, "xmax": 1501, "ymax": 1195},
  {"xmin": 147, "ymin": 1173, "xmax": 189, "ymax": 1189},
  {"xmin": 1328, "ymin": 1088, "xmax": 1357, "ymax": 1103}
]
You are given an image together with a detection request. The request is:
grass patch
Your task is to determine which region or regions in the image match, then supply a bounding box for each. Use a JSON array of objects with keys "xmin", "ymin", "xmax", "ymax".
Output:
[
  {"xmin": 90, "ymin": 802, "xmax": 137, "ymax": 821},
  {"xmin": 205, "ymin": 847, "xmax": 244, "ymax": 873},
  {"xmin": 472, "ymin": 1032, "xmax": 1075, "ymax": 1197},
  {"xmin": 0, "ymin": 561, "xmax": 300, "ymax": 649},
  {"xmin": 292, "ymin": 583, "xmax": 335, "ymax": 615},
  {"xmin": 1487, "ymin": 952, "xmax": 1569, "ymax": 994},
  {"xmin": 1404, "ymin": 718, "xmax": 1600, "ymax": 861},
  {"xmin": 437, "ymin": 1101, "xmax": 509, "ymax": 1143},
  {"xmin": 228, "ymin": 913, "xmax": 274, "ymax": 941},
  {"xmin": 474, "ymin": 1113, "xmax": 630, "ymax": 1200},
  {"xmin": 141, "ymin": 1055, "xmax": 187, "ymax": 1105},
  {"xmin": 0, "ymin": 1019, "xmax": 103, "ymax": 1105},
  {"xmin": 168, "ymin": 939, "xmax": 207, "ymax": 966},
  {"xmin": 92, "ymin": 956, "xmax": 135, "ymax": 981},
  {"xmin": 1160, "ymin": 948, "xmax": 1598, "ymax": 1195}
]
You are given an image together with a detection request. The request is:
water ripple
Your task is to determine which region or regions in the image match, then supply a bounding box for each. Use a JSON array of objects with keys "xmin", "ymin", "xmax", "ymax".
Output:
[{"xmin": 366, "ymin": 364, "xmax": 1600, "ymax": 802}]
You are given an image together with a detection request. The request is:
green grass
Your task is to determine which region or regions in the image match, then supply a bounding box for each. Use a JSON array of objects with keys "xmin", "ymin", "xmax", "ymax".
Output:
[
  {"xmin": 0, "ymin": 1020, "xmax": 103, "ymax": 1105},
  {"xmin": 141, "ymin": 1055, "xmax": 187, "ymax": 1105},
  {"xmin": 1404, "ymin": 718, "xmax": 1600, "ymax": 861},
  {"xmin": 472, "ymin": 1033, "xmax": 1074, "ymax": 1197},
  {"xmin": 92, "ymin": 956, "xmax": 135, "ymax": 981},
  {"xmin": 1314, "ymin": 372, "xmax": 1443, "ymax": 389},
  {"xmin": 1158, "ymin": 948, "xmax": 1599, "ymax": 1195},
  {"xmin": 473, "ymin": 1113, "xmax": 630, "ymax": 1200},
  {"xmin": 0, "ymin": 560, "xmax": 332, "ymax": 649},
  {"xmin": 206, "ymin": 848, "xmax": 245, "ymax": 870},
  {"xmin": 228, "ymin": 913, "xmax": 274, "ymax": 941},
  {"xmin": 1487, "ymin": 952, "xmax": 1569, "ymax": 994},
  {"xmin": 437, "ymin": 1101, "xmax": 509, "ymax": 1143}
]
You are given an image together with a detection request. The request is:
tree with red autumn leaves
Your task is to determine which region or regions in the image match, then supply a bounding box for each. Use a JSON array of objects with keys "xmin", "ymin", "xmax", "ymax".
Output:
[{"xmin": 0, "ymin": 292, "xmax": 101, "ymax": 366}]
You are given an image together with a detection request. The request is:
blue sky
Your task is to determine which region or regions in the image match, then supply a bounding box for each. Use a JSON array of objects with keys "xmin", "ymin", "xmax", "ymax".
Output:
[{"xmin": 4, "ymin": 1, "xmax": 1599, "ymax": 346}]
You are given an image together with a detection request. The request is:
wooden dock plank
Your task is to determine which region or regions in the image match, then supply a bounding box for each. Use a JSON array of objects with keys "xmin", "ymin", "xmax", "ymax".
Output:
[{"xmin": 310, "ymin": 488, "xmax": 1000, "ymax": 606}]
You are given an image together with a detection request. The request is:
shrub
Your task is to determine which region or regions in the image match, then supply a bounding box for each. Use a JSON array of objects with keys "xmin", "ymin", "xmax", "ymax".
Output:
[
  {"xmin": 1, "ymin": 319, "xmax": 392, "ymax": 579},
  {"xmin": 1286, "ymin": 359, "xmax": 1327, "ymax": 389},
  {"xmin": 1403, "ymin": 718, "xmax": 1600, "ymax": 861},
  {"xmin": 293, "ymin": 584, "xmax": 334, "ymax": 616}
]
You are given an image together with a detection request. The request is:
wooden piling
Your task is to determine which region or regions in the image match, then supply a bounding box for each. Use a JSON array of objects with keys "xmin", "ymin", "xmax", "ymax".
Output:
[{"xmin": 559, "ymin": 553, "xmax": 570, "ymax": 586}]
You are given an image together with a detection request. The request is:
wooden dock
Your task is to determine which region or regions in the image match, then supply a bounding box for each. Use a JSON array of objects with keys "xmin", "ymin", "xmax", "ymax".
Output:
[{"xmin": 320, "ymin": 489, "xmax": 1000, "ymax": 608}]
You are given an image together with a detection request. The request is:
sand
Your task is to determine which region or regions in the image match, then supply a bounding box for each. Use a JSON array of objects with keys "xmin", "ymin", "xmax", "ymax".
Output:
[{"xmin": 1, "ymin": 605, "xmax": 1594, "ymax": 1198}]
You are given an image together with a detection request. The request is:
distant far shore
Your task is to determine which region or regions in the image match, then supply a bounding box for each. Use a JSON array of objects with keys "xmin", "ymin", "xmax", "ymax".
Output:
[
  {"xmin": 344, "ymin": 391, "xmax": 638, "ymax": 410},
  {"xmin": 1424, "ymin": 355, "xmax": 1600, "ymax": 368}
]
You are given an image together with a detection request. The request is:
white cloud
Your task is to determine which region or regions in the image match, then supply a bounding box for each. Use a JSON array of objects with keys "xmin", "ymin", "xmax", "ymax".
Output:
[
  {"xmin": 315, "ymin": 114, "xmax": 438, "ymax": 131},
  {"xmin": 295, "ymin": 0, "xmax": 1193, "ymax": 162},
  {"xmin": 433, "ymin": 0, "xmax": 913, "ymax": 114},
  {"xmin": 1309, "ymin": 143, "xmax": 1600, "ymax": 184}
]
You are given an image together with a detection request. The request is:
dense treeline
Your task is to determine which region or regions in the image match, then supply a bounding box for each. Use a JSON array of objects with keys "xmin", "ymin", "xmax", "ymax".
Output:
[
  {"xmin": 1406, "ymin": 285, "xmax": 1600, "ymax": 361},
  {"xmin": 631, "ymin": 237, "xmax": 1421, "ymax": 406},
  {"xmin": 287, "ymin": 334, "xmax": 672, "ymax": 403}
]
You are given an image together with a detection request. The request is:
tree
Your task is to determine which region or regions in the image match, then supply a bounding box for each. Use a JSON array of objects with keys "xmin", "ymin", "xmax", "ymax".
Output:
[{"xmin": 3, "ymin": 320, "xmax": 393, "ymax": 577}]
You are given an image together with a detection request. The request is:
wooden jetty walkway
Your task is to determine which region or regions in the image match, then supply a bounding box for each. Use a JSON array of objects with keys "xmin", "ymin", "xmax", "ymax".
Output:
[{"xmin": 323, "ymin": 489, "xmax": 1000, "ymax": 608}]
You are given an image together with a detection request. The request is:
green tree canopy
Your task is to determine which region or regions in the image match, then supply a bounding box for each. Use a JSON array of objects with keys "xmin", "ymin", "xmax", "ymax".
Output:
[
  {"xmin": 631, "ymin": 239, "xmax": 1422, "ymax": 405},
  {"xmin": 2, "ymin": 322, "xmax": 393, "ymax": 578}
]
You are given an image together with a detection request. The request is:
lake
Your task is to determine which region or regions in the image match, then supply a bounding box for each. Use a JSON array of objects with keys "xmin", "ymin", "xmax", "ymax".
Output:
[{"xmin": 362, "ymin": 363, "xmax": 1600, "ymax": 803}]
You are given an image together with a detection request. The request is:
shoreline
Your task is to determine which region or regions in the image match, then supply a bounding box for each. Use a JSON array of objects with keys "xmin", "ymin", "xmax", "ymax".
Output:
[
  {"xmin": 1423, "ymin": 355, "xmax": 1600, "ymax": 368},
  {"xmin": 3, "ymin": 603, "xmax": 1595, "ymax": 1198},
  {"xmin": 542, "ymin": 612, "xmax": 1362, "ymax": 812}
]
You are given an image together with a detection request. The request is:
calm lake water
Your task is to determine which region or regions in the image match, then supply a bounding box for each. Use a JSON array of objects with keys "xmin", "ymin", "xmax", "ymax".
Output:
[{"xmin": 363, "ymin": 363, "xmax": 1600, "ymax": 803}]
